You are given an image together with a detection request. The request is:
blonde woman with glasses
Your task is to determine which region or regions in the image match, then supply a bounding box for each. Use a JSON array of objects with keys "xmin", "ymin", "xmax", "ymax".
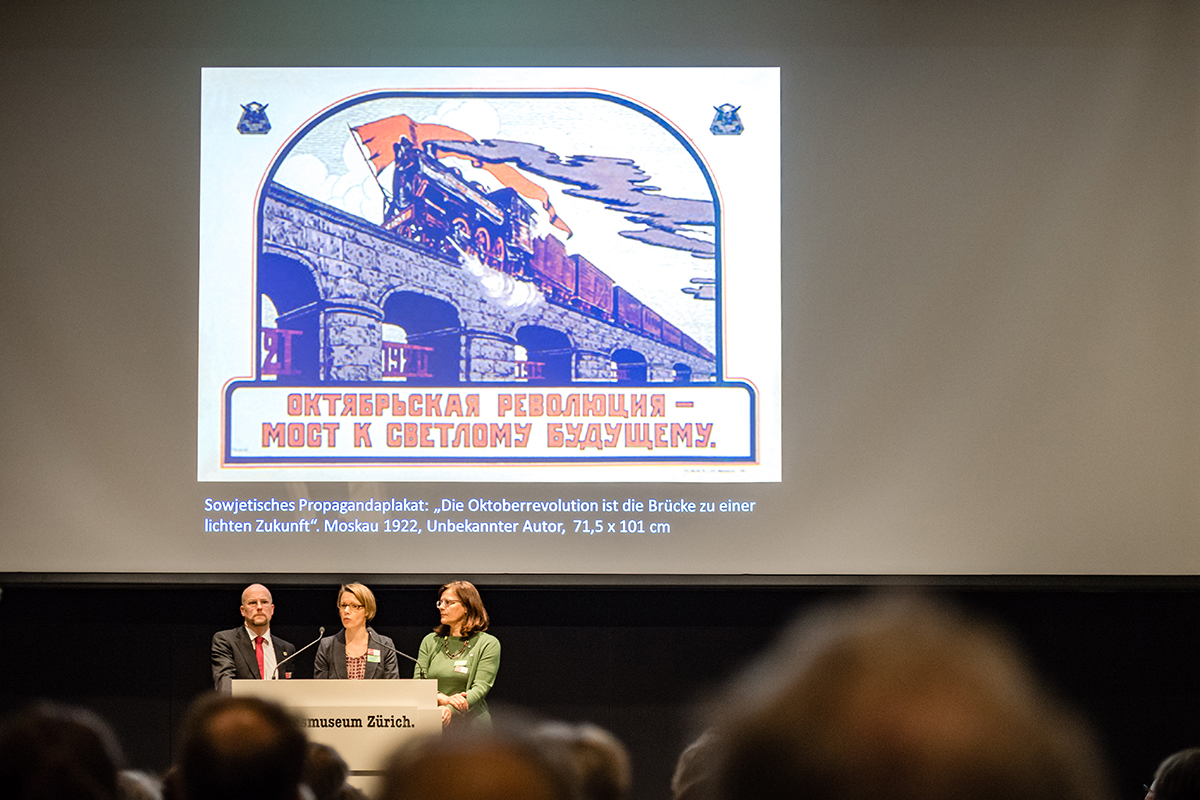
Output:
[{"xmin": 314, "ymin": 583, "xmax": 400, "ymax": 679}]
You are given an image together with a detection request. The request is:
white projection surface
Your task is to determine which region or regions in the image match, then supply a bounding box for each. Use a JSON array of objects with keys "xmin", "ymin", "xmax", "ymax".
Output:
[{"xmin": 1, "ymin": 1, "xmax": 1198, "ymax": 579}]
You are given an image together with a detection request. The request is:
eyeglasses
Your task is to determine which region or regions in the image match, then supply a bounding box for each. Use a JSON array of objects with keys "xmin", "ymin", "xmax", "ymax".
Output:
[
  {"xmin": 436, "ymin": 599, "xmax": 460, "ymax": 609},
  {"xmin": 338, "ymin": 602, "xmax": 364, "ymax": 612}
]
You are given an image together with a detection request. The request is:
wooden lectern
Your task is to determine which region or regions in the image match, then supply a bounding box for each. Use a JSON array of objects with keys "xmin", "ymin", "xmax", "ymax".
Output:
[{"xmin": 233, "ymin": 679, "xmax": 440, "ymax": 788}]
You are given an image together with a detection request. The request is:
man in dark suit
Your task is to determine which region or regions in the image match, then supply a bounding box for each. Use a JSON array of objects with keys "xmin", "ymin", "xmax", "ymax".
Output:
[{"xmin": 212, "ymin": 584, "xmax": 296, "ymax": 693}]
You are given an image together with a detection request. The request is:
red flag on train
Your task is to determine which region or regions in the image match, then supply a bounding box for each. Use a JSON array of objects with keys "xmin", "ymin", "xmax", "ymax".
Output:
[{"xmin": 351, "ymin": 114, "xmax": 572, "ymax": 236}]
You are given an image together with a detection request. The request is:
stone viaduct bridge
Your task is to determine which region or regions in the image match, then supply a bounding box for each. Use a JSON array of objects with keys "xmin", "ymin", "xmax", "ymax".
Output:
[{"xmin": 258, "ymin": 182, "xmax": 717, "ymax": 386}]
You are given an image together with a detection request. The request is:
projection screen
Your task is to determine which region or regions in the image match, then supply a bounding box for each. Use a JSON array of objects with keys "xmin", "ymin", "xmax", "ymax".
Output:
[{"xmin": 1, "ymin": 1, "xmax": 1197, "ymax": 579}]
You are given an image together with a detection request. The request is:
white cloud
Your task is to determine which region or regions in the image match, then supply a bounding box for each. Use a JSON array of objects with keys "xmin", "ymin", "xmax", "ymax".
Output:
[
  {"xmin": 430, "ymin": 99, "xmax": 500, "ymax": 139},
  {"xmin": 274, "ymin": 141, "xmax": 384, "ymax": 224}
]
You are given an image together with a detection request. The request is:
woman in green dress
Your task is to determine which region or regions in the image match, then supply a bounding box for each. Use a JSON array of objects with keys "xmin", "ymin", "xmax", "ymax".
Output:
[{"xmin": 415, "ymin": 580, "xmax": 500, "ymax": 728}]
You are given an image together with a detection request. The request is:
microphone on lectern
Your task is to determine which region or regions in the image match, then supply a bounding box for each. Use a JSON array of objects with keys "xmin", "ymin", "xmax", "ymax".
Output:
[
  {"xmin": 368, "ymin": 627, "xmax": 426, "ymax": 678},
  {"xmin": 272, "ymin": 626, "xmax": 324, "ymax": 678}
]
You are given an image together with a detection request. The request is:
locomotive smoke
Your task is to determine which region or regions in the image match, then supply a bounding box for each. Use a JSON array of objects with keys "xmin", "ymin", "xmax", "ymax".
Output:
[{"xmin": 453, "ymin": 242, "xmax": 546, "ymax": 317}]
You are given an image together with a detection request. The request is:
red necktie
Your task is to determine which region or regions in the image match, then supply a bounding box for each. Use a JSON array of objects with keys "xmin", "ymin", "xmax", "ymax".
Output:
[{"xmin": 255, "ymin": 635, "xmax": 265, "ymax": 679}]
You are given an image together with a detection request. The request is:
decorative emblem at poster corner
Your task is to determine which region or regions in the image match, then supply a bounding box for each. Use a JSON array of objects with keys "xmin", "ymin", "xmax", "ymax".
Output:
[
  {"xmin": 201, "ymin": 70, "xmax": 778, "ymax": 479},
  {"xmin": 709, "ymin": 103, "xmax": 743, "ymax": 136},
  {"xmin": 237, "ymin": 102, "xmax": 271, "ymax": 134}
]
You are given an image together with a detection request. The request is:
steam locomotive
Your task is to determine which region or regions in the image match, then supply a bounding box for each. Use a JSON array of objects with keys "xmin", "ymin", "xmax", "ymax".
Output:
[{"xmin": 382, "ymin": 140, "xmax": 713, "ymax": 360}]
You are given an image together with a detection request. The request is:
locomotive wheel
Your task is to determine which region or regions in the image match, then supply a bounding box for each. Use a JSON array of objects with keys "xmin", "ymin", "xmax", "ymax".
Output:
[{"xmin": 473, "ymin": 227, "xmax": 491, "ymax": 264}]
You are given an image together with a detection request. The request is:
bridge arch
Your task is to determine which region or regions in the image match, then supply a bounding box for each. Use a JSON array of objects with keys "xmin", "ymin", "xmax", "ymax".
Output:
[
  {"xmin": 258, "ymin": 251, "xmax": 320, "ymax": 383},
  {"xmin": 515, "ymin": 325, "xmax": 573, "ymax": 383},
  {"xmin": 612, "ymin": 348, "xmax": 648, "ymax": 384},
  {"xmin": 382, "ymin": 289, "xmax": 463, "ymax": 384}
]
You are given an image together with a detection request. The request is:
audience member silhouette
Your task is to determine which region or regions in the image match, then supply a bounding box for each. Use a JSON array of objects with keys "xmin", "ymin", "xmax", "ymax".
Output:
[
  {"xmin": 302, "ymin": 742, "xmax": 366, "ymax": 800},
  {"xmin": 1146, "ymin": 747, "xmax": 1200, "ymax": 800},
  {"xmin": 379, "ymin": 728, "xmax": 572, "ymax": 800},
  {"xmin": 530, "ymin": 721, "xmax": 632, "ymax": 800},
  {"xmin": 0, "ymin": 702, "xmax": 125, "ymax": 800},
  {"xmin": 302, "ymin": 743, "xmax": 348, "ymax": 800},
  {"xmin": 118, "ymin": 769, "xmax": 163, "ymax": 800},
  {"xmin": 176, "ymin": 694, "xmax": 306, "ymax": 800},
  {"xmin": 709, "ymin": 594, "xmax": 1114, "ymax": 800},
  {"xmin": 670, "ymin": 729, "xmax": 723, "ymax": 800}
]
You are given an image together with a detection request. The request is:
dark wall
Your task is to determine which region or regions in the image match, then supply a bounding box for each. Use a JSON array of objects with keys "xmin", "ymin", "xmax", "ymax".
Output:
[{"xmin": 1, "ymin": 582, "xmax": 1197, "ymax": 800}]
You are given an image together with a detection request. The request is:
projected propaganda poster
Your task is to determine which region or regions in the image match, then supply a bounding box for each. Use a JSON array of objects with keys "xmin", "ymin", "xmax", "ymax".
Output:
[{"xmin": 199, "ymin": 68, "xmax": 780, "ymax": 483}]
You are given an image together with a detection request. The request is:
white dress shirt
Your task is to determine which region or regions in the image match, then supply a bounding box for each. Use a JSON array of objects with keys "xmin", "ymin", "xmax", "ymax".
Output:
[{"xmin": 245, "ymin": 625, "xmax": 278, "ymax": 679}]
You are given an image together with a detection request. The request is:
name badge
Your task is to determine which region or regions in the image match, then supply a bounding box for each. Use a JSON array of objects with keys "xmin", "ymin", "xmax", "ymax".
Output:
[
  {"xmin": 454, "ymin": 659, "xmax": 468, "ymax": 666},
  {"xmin": 454, "ymin": 665, "xmax": 469, "ymax": 674},
  {"xmin": 367, "ymin": 648, "xmax": 381, "ymax": 663}
]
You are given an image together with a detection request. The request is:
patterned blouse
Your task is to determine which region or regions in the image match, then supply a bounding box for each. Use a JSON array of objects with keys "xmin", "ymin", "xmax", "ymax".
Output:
[{"xmin": 346, "ymin": 653, "xmax": 367, "ymax": 680}]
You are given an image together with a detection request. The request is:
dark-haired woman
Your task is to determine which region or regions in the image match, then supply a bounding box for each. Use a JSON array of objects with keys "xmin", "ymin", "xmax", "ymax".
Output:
[{"xmin": 414, "ymin": 581, "xmax": 500, "ymax": 727}]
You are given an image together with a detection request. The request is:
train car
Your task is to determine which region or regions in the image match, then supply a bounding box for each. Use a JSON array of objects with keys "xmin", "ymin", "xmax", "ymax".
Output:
[
  {"xmin": 530, "ymin": 235, "xmax": 575, "ymax": 303},
  {"xmin": 661, "ymin": 319, "xmax": 683, "ymax": 348},
  {"xmin": 680, "ymin": 333, "xmax": 699, "ymax": 356},
  {"xmin": 613, "ymin": 286, "xmax": 646, "ymax": 333},
  {"xmin": 641, "ymin": 307, "xmax": 663, "ymax": 341},
  {"xmin": 569, "ymin": 254, "xmax": 614, "ymax": 319}
]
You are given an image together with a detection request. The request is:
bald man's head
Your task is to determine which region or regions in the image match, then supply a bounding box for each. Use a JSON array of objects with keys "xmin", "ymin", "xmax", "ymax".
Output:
[{"xmin": 239, "ymin": 584, "xmax": 274, "ymax": 635}]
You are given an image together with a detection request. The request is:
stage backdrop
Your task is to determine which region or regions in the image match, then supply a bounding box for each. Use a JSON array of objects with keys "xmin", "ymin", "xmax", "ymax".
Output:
[{"xmin": 0, "ymin": 581, "xmax": 1194, "ymax": 800}]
